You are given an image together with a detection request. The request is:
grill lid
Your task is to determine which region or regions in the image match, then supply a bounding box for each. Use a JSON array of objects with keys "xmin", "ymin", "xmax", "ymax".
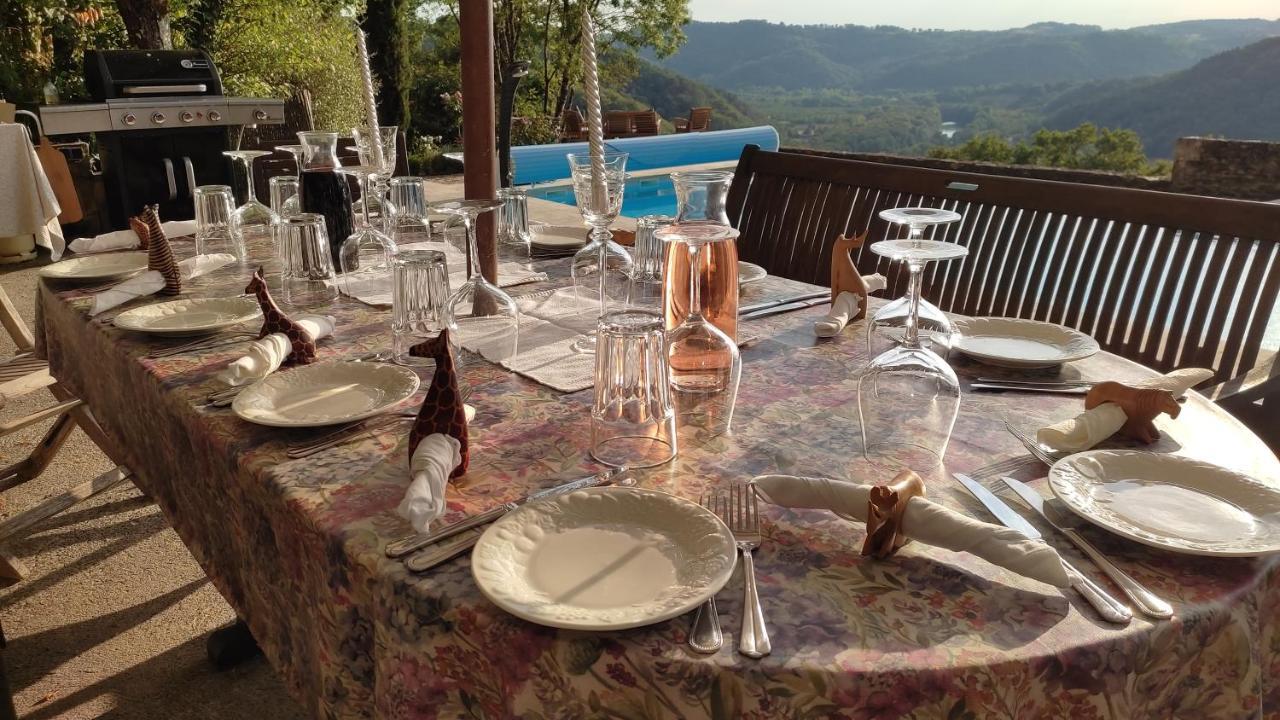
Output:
[{"xmin": 85, "ymin": 49, "xmax": 223, "ymax": 101}]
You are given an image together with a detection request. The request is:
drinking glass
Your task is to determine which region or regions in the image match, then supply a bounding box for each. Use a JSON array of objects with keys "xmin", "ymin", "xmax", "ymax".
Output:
[
  {"xmin": 268, "ymin": 176, "xmax": 299, "ymax": 219},
  {"xmin": 658, "ymin": 224, "xmax": 742, "ymax": 436},
  {"xmin": 633, "ymin": 214, "xmax": 675, "ymax": 282},
  {"xmin": 334, "ymin": 164, "xmax": 397, "ymax": 282},
  {"xmin": 437, "ymin": 200, "xmax": 520, "ymax": 363},
  {"xmin": 497, "ymin": 186, "xmax": 531, "ymax": 253},
  {"xmin": 353, "ymin": 125, "xmax": 398, "ymax": 232},
  {"xmin": 279, "ymin": 214, "xmax": 339, "ymax": 308},
  {"xmin": 193, "ymin": 185, "xmax": 245, "ymax": 260},
  {"xmin": 388, "ymin": 177, "xmax": 431, "ymax": 245},
  {"xmin": 392, "ymin": 249, "xmax": 450, "ymax": 366},
  {"xmin": 223, "ymin": 149, "xmax": 278, "ymax": 245},
  {"xmin": 591, "ymin": 309, "xmax": 678, "ymax": 468},
  {"xmin": 568, "ymin": 152, "xmax": 631, "ymax": 353},
  {"xmin": 274, "ymin": 144, "xmax": 305, "ymax": 217},
  {"xmin": 866, "ymin": 207, "xmax": 962, "ymax": 355},
  {"xmin": 857, "ymin": 235, "xmax": 968, "ymax": 467}
]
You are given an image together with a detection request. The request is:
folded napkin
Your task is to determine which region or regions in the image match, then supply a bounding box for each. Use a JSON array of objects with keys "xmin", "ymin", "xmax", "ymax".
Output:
[
  {"xmin": 215, "ymin": 315, "xmax": 336, "ymax": 386},
  {"xmin": 69, "ymin": 220, "xmax": 196, "ymax": 255},
  {"xmin": 753, "ymin": 474, "xmax": 1071, "ymax": 587},
  {"xmin": 408, "ymin": 329, "xmax": 470, "ymax": 478},
  {"xmin": 245, "ymin": 267, "xmax": 330, "ymax": 364},
  {"xmin": 815, "ymin": 274, "xmax": 888, "ymax": 337},
  {"xmin": 399, "ymin": 434, "xmax": 463, "ymax": 531},
  {"xmin": 1037, "ymin": 368, "xmax": 1213, "ymax": 452},
  {"xmin": 90, "ymin": 253, "xmax": 236, "ymax": 316}
]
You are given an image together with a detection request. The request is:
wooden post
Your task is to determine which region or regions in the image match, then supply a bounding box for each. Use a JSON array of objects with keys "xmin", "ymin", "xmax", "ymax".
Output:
[{"xmin": 460, "ymin": 0, "xmax": 498, "ymax": 284}]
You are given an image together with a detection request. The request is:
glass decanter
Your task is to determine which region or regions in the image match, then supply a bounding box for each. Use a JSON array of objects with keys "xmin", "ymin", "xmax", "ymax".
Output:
[{"xmin": 297, "ymin": 131, "xmax": 354, "ymax": 269}]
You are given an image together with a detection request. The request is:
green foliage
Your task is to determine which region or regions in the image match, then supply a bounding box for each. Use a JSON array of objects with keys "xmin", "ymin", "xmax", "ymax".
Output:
[
  {"xmin": 611, "ymin": 51, "xmax": 758, "ymax": 130},
  {"xmin": 362, "ymin": 0, "xmax": 412, "ymax": 128},
  {"xmin": 406, "ymin": 134, "xmax": 462, "ymax": 175},
  {"xmin": 928, "ymin": 123, "xmax": 1167, "ymax": 175},
  {"xmin": 0, "ymin": 0, "xmax": 127, "ymax": 103}
]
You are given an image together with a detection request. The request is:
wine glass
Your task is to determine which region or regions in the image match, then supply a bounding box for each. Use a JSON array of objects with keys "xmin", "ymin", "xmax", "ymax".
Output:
[
  {"xmin": 353, "ymin": 126, "xmax": 398, "ymax": 232},
  {"xmin": 657, "ymin": 223, "xmax": 742, "ymax": 436},
  {"xmin": 866, "ymin": 207, "xmax": 962, "ymax": 355},
  {"xmin": 274, "ymin": 144, "xmax": 305, "ymax": 217},
  {"xmin": 436, "ymin": 200, "xmax": 519, "ymax": 363},
  {"xmin": 334, "ymin": 164, "xmax": 397, "ymax": 285},
  {"xmin": 857, "ymin": 234, "xmax": 968, "ymax": 467},
  {"xmin": 567, "ymin": 151, "xmax": 631, "ymax": 353},
  {"xmin": 223, "ymin": 149, "xmax": 278, "ymax": 245}
]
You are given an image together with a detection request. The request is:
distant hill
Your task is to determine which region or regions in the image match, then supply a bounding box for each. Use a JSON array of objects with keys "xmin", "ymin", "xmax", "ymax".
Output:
[
  {"xmin": 657, "ymin": 19, "xmax": 1280, "ymax": 92},
  {"xmin": 603, "ymin": 56, "xmax": 761, "ymax": 130},
  {"xmin": 1045, "ymin": 37, "xmax": 1280, "ymax": 156}
]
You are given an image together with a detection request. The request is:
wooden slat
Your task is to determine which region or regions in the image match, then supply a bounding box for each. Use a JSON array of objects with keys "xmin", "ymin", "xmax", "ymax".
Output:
[
  {"xmin": 0, "ymin": 399, "xmax": 82, "ymax": 437},
  {"xmin": 0, "ymin": 467, "xmax": 131, "ymax": 545}
]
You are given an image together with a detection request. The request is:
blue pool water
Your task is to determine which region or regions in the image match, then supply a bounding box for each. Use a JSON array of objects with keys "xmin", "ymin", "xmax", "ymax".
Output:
[{"xmin": 527, "ymin": 174, "xmax": 680, "ymax": 218}]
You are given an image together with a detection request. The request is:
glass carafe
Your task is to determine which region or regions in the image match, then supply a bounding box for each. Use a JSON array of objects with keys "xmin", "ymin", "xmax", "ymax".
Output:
[
  {"xmin": 297, "ymin": 131, "xmax": 354, "ymax": 269},
  {"xmin": 661, "ymin": 170, "xmax": 738, "ymax": 341}
]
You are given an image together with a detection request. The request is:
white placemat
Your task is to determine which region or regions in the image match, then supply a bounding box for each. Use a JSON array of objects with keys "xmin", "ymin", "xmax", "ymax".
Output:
[
  {"xmin": 463, "ymin": 287, "xmax": 601, "ymax": 393},
  {"xmin": 340, "ymin": 242, "xmax": 547, "ymax": 307}
]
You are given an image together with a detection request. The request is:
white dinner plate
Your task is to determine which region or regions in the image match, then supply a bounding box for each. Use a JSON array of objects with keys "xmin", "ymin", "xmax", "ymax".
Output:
[
  {"xmin": 113, "ymin": 297, "xmax": 262, "ymax": 337},
  {"xmin": 39, "ymin": 252, "xmax": 148, "ymax": 282},
  {"xmin": 953, "ymin": 317, "xmax": 1099, "ymax": 368},
  {"xmin": 232, "ymin": 361, "xmax": 420, "ymax": 428},
  {"xmin": 472, "ymin": 486, "xmax": 737, "ymax": 630},
  {"xmin": 1049, "ymin": 450, "xmax": 1280, "ymax": 556},
  {"xmin": 738, "ymin": 261, "xmax": 767, "ymax": 286},
  {"xmin": 530, "ymin": 224, "xmax": 588, "ymax": 249}
]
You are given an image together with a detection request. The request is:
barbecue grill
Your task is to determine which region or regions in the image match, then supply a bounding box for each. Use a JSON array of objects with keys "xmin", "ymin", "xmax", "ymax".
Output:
[{"xmin": 38, "ymin": 49, "xmax": 285, "ymax": 229}]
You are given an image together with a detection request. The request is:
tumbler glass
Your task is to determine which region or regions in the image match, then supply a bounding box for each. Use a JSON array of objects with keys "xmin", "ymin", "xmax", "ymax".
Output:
[
  {"xmin": 497, "ymin": 186, "xmax": 531, "ymax": 253},
  {"xmin": 279, "ymin": 214, "xmax": 339, "ymax": 308},
  {"xmin": 388, "ymin": 177, "xmax": 431, "ymax": 245},
  {"xmin": 590, "ymin": 309, "xmax": 678, "ymax": 468},
  {"xmin": 269, "ymin": 176, "xmax": 299, "ymax": 219},
  {"xmin": 193, "ymin": 185, "xmax": 245, "ymax": 261},
  {"xmin": 632, "ymin": 214, "xmax": 675, "ymax": 282},
  {"xmin": 392, "ymin": 249, "xmax": 450, "ymax": 366}
]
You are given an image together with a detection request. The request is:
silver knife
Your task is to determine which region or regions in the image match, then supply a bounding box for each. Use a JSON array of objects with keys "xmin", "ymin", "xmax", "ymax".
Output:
[
  {"xmin": 953, "ymin": 473, "xmax": 1132, "ymax": 624},
  {"xmin": 738, "ymin": 291, "xmax": 829, "ymax": 316},
  {"xmin": 740, "ymin": 297, "xmax": 830, "ymax": 321},
  {"xmin": 975, "ymin": 378, "xmax": 1093, "ymax": 387},
  {"xmin": 970, "ymin": 383, "xmax": 1089, "ymax": 395},
  {"xmin": 1001, "ymin": 478, "xmax": 1173, "ymax": 619},
  {"xmin": 386, "ymin": 467, "xmax": 626, "ymax": 558}
]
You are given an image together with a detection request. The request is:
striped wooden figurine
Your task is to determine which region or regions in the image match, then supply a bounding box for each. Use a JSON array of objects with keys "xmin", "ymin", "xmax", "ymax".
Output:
[{"xmin": 142, "ymin": 205, "xmax": 181, "ymax": 295}]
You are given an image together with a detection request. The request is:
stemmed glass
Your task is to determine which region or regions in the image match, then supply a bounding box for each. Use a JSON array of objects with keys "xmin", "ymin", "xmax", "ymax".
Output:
[
  {"xmin": 223, "ymin": 149, "xmax": 278, "ymax": 244},
  {"xmin": 334, "ymin": 164, "xmax": 397, "ymax": 283},
  {"xmin": 866, "ymin": 207, "xmax": 962, "ymax": 354},
  {"xmin": 857, "ymin": 226, "xmax": 968, "ymax": 467},
  {"xmin": 437, "ymin": 200, "xmax": 519, "ymax": 363},
  {"xmin": 274, "ymin": 144, "xmax": 305, "ymax": 217},
  {"xmin": 568, "ymin": 152, "xmax": 631, "ymax": 353},
  {"xmin": 353, "ymin": 126, "xmax": 398, "ymax": 232}
]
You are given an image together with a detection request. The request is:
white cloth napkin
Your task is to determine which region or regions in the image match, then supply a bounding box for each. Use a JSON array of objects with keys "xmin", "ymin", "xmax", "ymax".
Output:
[
  {"xmin": 814, "ymin": 274, "xmax": 888, "ymax": 337},
  {"xmin": 399, "ymin": 434, "xmax": 463, "ymax": 531},
  {"xmin": 90, "ymin": 253, "xmax": 236, "ymax": 316},
  {"xmin": 0, "ymin": 124, "xmax": 63, "ymax": 259},
  {"xmin": 753, "ymin": 474, "xmax": 1071, "ymax": 587},
  {"xmin": 1036, "ymin": 368, "xmax": 1214, "ymax": 452},
  {"xmin": 69, "ymin": 220, "xmax": 197, "ymax": 255},
  {"xmin": 214, "ymin": 315, "xmax": 336, "ymax": 386}
]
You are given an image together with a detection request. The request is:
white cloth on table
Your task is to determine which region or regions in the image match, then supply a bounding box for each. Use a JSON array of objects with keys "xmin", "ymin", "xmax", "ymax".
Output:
[
  {"xmin": 89, "ymin": 253, "xmax": 236, "ymax": 316},
  {"xmin": 753, "ymin": 474, "xmax": 1071, "ymax": 587},
  {"xmin": 0, "ymin": 124, "xmax": 64, "ymax": 259},
  {"xmin": 214, "ymin": 315, "xmax": 337, "ymax": 386},
  {"xmin": 1036, "ymin": 368, "xmax": 1214, "ymax": 452},
  {"xmin": 69, "ymin": 220, "xmax": 198, "ymax": 255},
  {"xmin": 340, "ymin": 241, "xmax": 547, "ymax": 308},
  {"xmin": 399, "ymin": 434, "xmax": 463, "ymax": 531},
  {"xmin": 814, "ymin": 273, "xmax": 888, "ymax": 337}
]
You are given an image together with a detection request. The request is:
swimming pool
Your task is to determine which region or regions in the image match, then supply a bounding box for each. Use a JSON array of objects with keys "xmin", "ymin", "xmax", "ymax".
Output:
[{"xmin": 527, "ymin": 173, "xmax": 681, "ymax": 218}]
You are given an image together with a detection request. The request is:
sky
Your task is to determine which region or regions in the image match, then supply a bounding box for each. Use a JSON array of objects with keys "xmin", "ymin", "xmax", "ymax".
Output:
[{"xmin": 688, "ymin": 0, "xmax": 1279, "ymax": 31}]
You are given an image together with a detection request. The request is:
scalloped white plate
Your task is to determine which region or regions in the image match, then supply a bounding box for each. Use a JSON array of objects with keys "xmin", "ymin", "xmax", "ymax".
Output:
[
  {"xmin": 113, "ymin": 297, "xmax": 262, "ymax": 337},
  {"xmin": 953, "ymin": 317, "xmax": 1100, "ymax": 368},
  {"xmin": 472, "ymin": 486, "xmax": 737, "ymax": 630},
  {"xmin": 39, "ymin": 252, "xmax": 148, "ymax": 282},
  {"xmin": 738, "ymin": 261, "xmax": 767, "ymax": 286},
  {"xmin": 1049, "ymin": 450, "xmax": 1280, "ymax": 556},
  {"xmin": 232, "ymin": 361, "xmax": 420, "ymax": 428},
  {"xmin": 530, "ymin": 224, "xmax": 588, "ymax": 249}
]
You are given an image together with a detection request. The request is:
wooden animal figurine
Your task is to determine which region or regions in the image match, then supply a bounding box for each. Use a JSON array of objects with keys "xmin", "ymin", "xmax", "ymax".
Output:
[
  {"xmin": 245, "ymin": 267, "xmax": 318, "ymax": 365},
  {"xmin": 1085, "ymin": 381, "xmax": 1181, "ymax": 444},
  {"xmin": 142, "ymin": 205, "xmax": 180, "ymax": 294},
  {"xmin": 128, "ymin": 215, "xmax": 150, "ymax": 250},
  {"xmin": 831, "ymin": 232, "xmax": 870, "ymax": 321},
  {"xmin": 862, "ymin": 469, "xmax": 925, "ymax": 559},
  {"xmin": 408, "ymin": 329, "xmax": 469, "ymax": 478}
]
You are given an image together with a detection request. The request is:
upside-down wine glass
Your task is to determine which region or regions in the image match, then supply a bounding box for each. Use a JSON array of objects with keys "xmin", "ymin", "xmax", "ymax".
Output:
[
  {"xmin": 866, "ymin": 207, "xmax": 962, "ymax": 355},
  {"xmin": 353, "ymin": 126, "xmax": 399, "ymax": 232},
  {"xmin": 334, "ymin": 164, "xmax": 397, "ymax": 285},
  {"xmin": 223, "ymin": 149, "xmax": 278, "ymax": 246},
  {"xmin": 857, "ymin": 228, "xmax": 968, "ymax": 467},
  {"xmin": 437, "ymin": 200, "xmax": 519, "ymax": 363},
  {"xmin": 274, "ymin": 144, "xmax": 305, "ymax": 217},
  {"xmin": 568, "ymin": 151, "xmax": 631, "ymax": 353}
]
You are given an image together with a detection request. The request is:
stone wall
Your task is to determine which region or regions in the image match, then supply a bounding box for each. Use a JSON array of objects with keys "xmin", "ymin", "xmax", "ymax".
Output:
[{"xmin": 1170, "ymin": 137, "xmax": 1280, "ymax": 201}]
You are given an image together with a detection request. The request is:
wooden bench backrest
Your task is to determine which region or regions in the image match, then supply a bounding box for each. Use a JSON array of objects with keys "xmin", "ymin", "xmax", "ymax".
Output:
[
  {"xmin": 727, "ymin": 145, "xmax": 1280, "ymax": 384},
  {"xmin": 604, "ymin": 111, "xmax": 632, "ymax": 135},
  {"xmin": 688, "ymin": 107, "xmax": 712, "ymax": 131},
  {"xmin": 631, "ymin": 110, "xmax": 660, "ymax": 134}
]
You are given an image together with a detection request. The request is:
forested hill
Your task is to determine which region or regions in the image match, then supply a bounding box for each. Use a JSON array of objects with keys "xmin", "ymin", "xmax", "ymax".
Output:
[
  {"xmin": 655, "ymin": 18, "xmax": 1280, "ymax": 92},
  {"xmin": 1044, "ymin": 37, "xmax": 1280, "ymax": 156},
  {"xmin": 604, "ymin": 56, "xmax": 762, "ymax": 130}
]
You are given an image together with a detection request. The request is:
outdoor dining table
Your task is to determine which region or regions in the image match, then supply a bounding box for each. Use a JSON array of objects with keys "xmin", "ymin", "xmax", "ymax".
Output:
[{"xmin": 35, "ymin": 239, "xmax": 1280, "ymax": 719}]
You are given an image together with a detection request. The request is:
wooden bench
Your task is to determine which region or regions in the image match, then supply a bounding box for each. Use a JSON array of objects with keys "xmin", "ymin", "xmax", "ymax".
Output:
[
  {"xmin": 726, "ymin": 145, "xmax": 1280, "ymax": 449},
  {"xmin": 675, "ymin": 107, "xmax": 712, "ymax": 133}
]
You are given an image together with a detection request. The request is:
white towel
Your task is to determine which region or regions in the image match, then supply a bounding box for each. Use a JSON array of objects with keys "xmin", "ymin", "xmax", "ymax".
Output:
[
  {"xmin": 399, "ymin": 434, "xmax": 463, "ymax": 531},
  {"xmin": 0, "ymin": 124, "xmax": 63, "ymax": 259},
  {"xmin": 215, "ymin": 315, "xmax": 336, "ymax": 386},
  {"xmin": 1036, "ymin": 368, "xmax": 1214, "ymax": 452},
  {"xmin": 69, "ymin": 220, "xmax": 197, "ymax": 255},
  {"xmin": 814, "ymin": 274, "xmax": 888, "ymax": 337},
  {"xmin": 90, "ymin": 253, "xmax": 235, "ymax": 316},
  {"xmin": 753, "ymin": 474, "xmax": 1071, "ymax": 587}
]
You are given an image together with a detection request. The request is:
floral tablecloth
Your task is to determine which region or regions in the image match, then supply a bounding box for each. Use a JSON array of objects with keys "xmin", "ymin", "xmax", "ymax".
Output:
[{"xmin": 36, "ymin": 245, "xmax": 1280, "ymax": 719}]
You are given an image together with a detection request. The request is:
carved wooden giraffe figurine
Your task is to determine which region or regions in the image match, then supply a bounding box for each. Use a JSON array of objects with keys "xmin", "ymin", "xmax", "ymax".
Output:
[
  {"xmin": 830, "ymin": 232, "xmax": 870, "ymax": 321},
  {"xmin": 408, "ymin": 329, "xmax": 469, "ymax": 478},
  {"xmin": 245, "ymin": 267, "xmax": 318, "ymax": 365},
  {"xmin": 142, "ymin": 205, "xmax": 180, "ymax": 295}
]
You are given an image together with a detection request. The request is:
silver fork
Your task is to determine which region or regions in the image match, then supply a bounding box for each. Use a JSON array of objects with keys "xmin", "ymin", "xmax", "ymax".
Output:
[
  {"xmin": 1004, "ymin": 421, "xmax": 1067, "ymax": 466},
  {"xmin": 688, "ymin": 490, "xmax": 724, "ymax": 654},
  {"xmin": 286, "ymin": 413, "xmax": 416, "ymax": 458},
  {"xmin": 149, "ymin": 332, "xmax": 257, "ymax": 359},
  {"xmin": 727, "ymin": 483, "xmax": 770, "ymax": 658}
]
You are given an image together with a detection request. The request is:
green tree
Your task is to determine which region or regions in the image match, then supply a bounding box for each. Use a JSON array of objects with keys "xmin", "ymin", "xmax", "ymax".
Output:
[
  {"xmin": 0, "ymin": 0, "xmax": 126, "ymax": 102},
  {"xmin": 930, "ymin": 122, "xmax": 1164, "ymax": 175},
  {"xmin": 363, "ymin": 0, "xmax": 413, "ymax": 129}
]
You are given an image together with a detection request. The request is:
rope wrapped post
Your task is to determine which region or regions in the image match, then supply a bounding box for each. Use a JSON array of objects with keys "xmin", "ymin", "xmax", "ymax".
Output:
[
  {"xmin": 354, "ymin": 26, "xmax": 385, "ymax": 171},
  {"xmin": 578, "ymin": 10, "xmax": 607, "ymax": 214}
]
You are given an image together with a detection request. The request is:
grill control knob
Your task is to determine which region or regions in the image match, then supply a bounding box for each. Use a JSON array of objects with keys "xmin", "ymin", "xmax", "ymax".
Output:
[
  {"xmin": 122, "ymin": 113, "xmax": 137, "ymax": 126},
  {"xmin": 208, "ymin": 110, "xmax": 222, "ymax": 122},
  {"xmin": 151, "ymin": 112, "xmax": 167, "ymax": 125},
  {"xmin": 179, "ymin": 111, "xmax": 194, "ymax": 123},
  {"xmin": 253, "ymin": 109, "xmax": 268, "ymax": 121}
]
